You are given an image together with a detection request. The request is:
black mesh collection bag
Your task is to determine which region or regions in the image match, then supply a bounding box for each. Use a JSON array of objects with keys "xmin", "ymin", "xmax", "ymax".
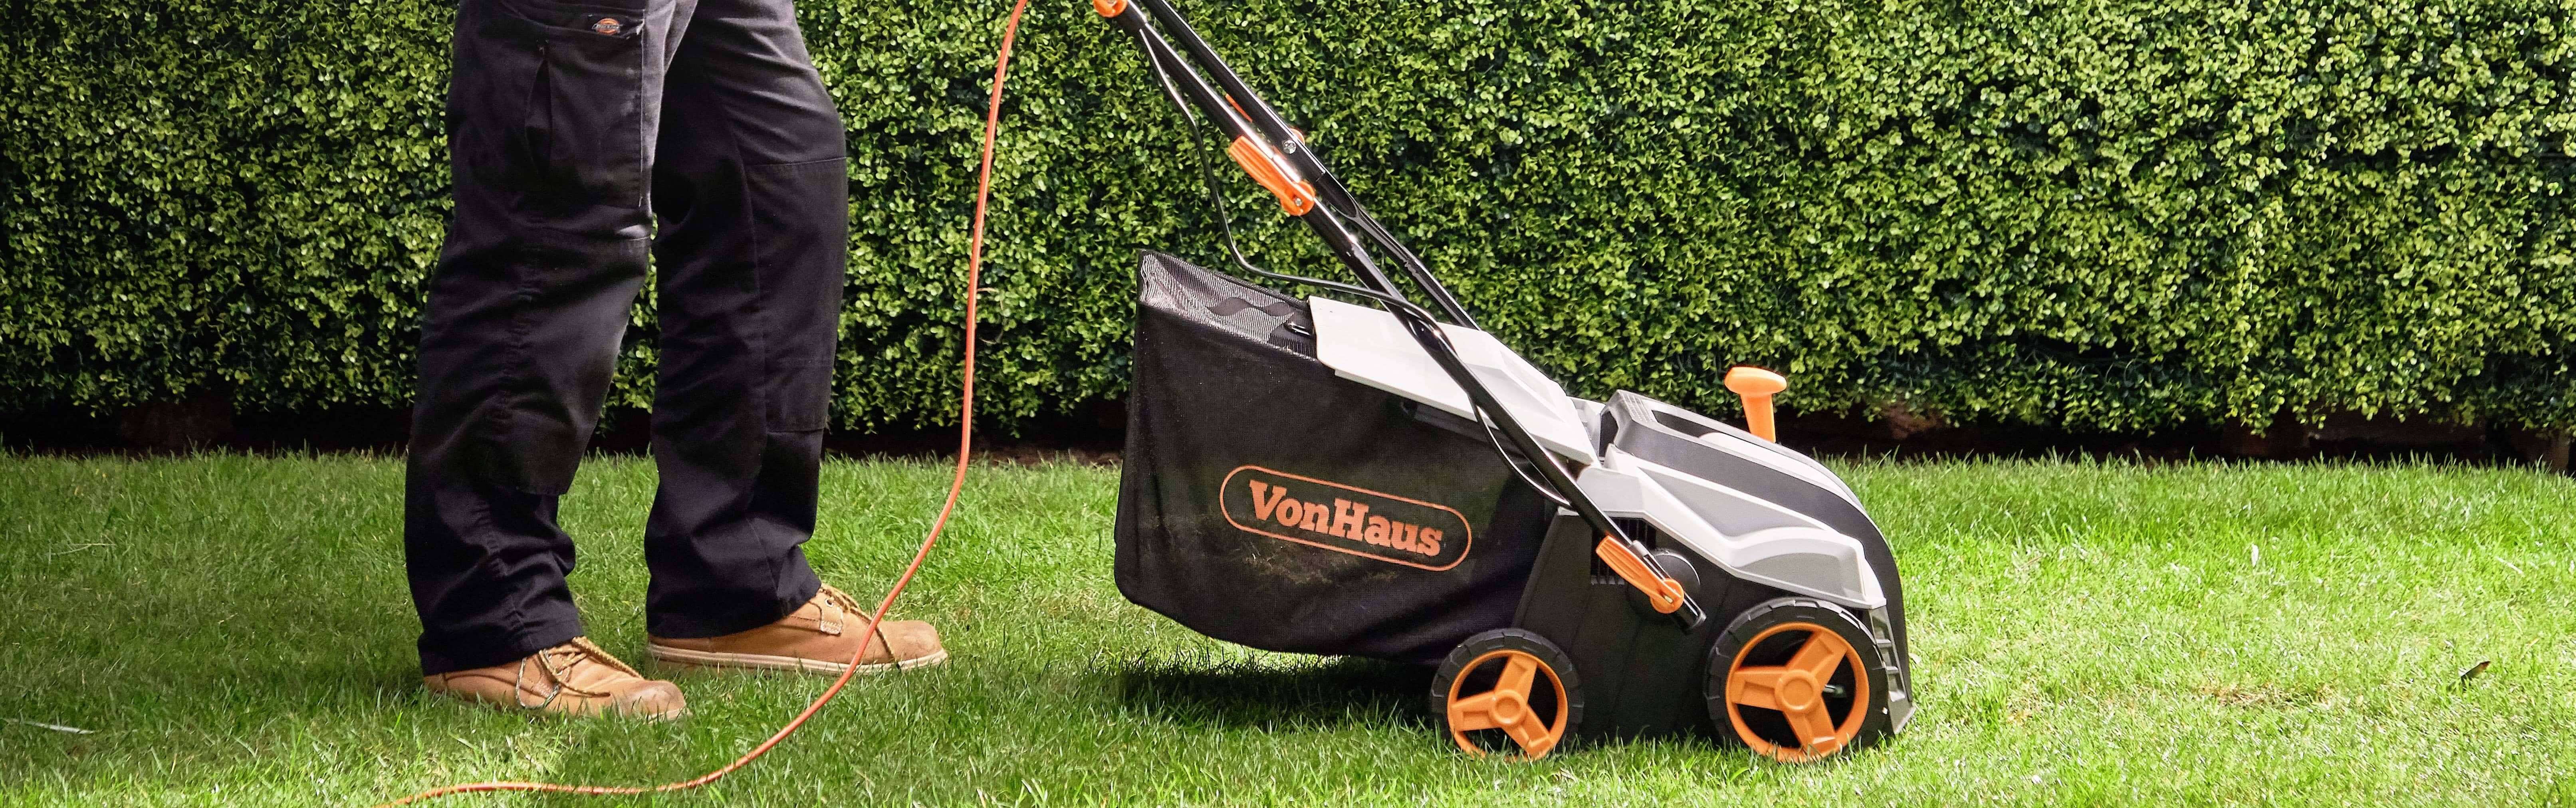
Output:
[{"xmin": 1113, "ymin": 252, "xmax": 1555, "ymax": 664}]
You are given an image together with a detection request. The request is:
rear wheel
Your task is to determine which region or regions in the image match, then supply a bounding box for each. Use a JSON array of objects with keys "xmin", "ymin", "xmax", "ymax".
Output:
[
  {"xmin": 1706, "ymin": 598, "xmax": 1891, "ymax": 762},
  {"xmin": 1430, "ymin": 628, "xmax": 1582, "ymax": 760}
]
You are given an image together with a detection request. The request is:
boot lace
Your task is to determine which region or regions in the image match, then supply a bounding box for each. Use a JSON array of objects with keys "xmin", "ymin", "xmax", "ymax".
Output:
[{"xmin": 511, "ymin": 638, "xmax": 638, "ymax": 710}]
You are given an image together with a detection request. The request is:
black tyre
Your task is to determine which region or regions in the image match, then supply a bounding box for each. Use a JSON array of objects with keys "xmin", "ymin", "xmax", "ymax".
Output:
[
  {"xmin": 1705, "ymin": 597, "xmax": 1892, "ymax": 762},
  {"xmin": 1429, "ymin": 628, "xmax": 1582, "ymax": 759}
]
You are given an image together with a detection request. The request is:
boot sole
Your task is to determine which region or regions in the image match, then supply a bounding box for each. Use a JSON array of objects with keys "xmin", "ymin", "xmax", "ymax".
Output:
[
  {"xmin": 422, "ymin": 681, "xmax": 689, "ymax": 722},
  {"xmin": 646, "ymin": 644, "xmax": 950, "ymax": 676}
]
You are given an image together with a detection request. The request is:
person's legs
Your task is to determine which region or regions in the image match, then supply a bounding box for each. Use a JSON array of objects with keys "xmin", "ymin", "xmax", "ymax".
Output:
[
  {"xmin": 637, "ymin": 0, "xmax": 847, "ymax": 640},
  {"xmin": 405, "ymin": 0, "xmax": 697, "ymax": 676}
]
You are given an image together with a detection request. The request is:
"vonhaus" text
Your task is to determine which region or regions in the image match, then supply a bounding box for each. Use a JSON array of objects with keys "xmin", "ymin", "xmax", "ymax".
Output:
[{"xmin": 1246, "ymin": 479, "xmax": 1443, "ymax": 556}]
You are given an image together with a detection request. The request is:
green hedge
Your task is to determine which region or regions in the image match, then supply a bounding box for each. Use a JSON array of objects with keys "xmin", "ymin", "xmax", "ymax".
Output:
[{"xmin": 5, "ymin": 0, "xmax": 2573, "ymax": 433}]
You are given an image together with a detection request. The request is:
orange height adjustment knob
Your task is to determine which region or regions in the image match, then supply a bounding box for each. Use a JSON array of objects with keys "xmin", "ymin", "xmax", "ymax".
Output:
[
  {"xmin": 1225, "ymin": 136, "xmax": 1318, "ymax": 216},
  {"xmin": 1092, "ymin": 0, "xmax": 1126, "ymax": 17},
  {"xmin": 1725, "ymin": 366, "xmax": 1787, "ymax": 442}
]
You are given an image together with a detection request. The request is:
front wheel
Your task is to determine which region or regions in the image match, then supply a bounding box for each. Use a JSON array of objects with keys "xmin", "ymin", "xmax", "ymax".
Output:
[
  {"xmin": 1705, "ymin": 598, "xmax": 1893, "ymax": 762},
  {"xmin": 1430, "ymin": 628, "xmax": 1582, "ymax": 760}
]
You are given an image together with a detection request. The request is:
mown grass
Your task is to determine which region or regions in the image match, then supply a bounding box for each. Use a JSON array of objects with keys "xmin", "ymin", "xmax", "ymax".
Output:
[{"xmin": 2, "ymin": 454, "xmax": 2571, "ymax": 806}]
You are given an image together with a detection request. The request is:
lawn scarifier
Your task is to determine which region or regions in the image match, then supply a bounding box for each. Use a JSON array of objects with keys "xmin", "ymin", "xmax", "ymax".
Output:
[{"xmin": 1097, "ymin": 0, "xmax": 1912, "ymax": 761}]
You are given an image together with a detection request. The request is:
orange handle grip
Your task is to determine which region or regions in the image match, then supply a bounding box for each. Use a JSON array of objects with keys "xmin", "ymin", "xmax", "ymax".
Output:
[
  {"xmin": 1594, "ymin": 537, "xmax": 1686, "ymax": 614},
  {"xmin": 1225, "ymin": 136, "xmax": 1318, "ymax": 216}
]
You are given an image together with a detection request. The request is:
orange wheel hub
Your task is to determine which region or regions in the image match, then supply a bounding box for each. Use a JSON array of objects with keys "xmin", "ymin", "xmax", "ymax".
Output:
[
  {"xmin": 1444, "ymin": 649, "xmax": 1568, "ymax": 759},
  {"xmin": 1723, "ymin": 622, "xmax": 1868, "ymax": 762}
]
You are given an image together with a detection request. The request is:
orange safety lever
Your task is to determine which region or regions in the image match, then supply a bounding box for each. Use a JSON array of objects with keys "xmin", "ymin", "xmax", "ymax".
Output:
[
  {"xmin": 1594, "ymin": 537, "xmax": 1687, "ymax": 614},
  {"xmin": 1225, "ymin": 136, "xmax": 1319, "ymax": 216}
]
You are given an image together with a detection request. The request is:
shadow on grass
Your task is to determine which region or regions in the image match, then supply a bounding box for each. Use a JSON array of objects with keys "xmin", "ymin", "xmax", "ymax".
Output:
[{"xmin": 1106, "ymin": 655, "xmax": 1437, "ymax": 733}]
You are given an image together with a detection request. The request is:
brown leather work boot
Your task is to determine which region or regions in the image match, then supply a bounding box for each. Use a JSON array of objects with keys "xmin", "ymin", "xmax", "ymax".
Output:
[
  {"xmin": 647, "ymin": 584, "xmax": 947, "ymax": 675},
  {"xmin": 422, "ymin": 637, "xmax": 686, "ymax": 720}
]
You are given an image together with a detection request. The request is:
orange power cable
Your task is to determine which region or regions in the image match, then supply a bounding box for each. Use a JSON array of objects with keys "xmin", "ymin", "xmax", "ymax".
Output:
[{"xmin": 375, "ymin": 0, "xmax": 1030, "ymax": 802}]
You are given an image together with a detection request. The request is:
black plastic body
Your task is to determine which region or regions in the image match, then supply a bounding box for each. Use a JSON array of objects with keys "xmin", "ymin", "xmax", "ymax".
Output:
[
  {"xmin": 1507, "ymin": 392, "xmax": 1912, "ymax": 741},
  {"xmin": 1596, "ymin": 392, "xmax": 1911, "ymax": 667},
  {"xmin": 1511, "ymin": 515, "xmax": 1790, "ymax": 739}
]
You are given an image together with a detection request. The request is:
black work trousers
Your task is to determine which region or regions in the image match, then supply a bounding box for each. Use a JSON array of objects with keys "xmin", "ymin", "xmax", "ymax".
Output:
[{"xmin": 406, "ymin": 0, "xmax": 846, "ymax": 675}]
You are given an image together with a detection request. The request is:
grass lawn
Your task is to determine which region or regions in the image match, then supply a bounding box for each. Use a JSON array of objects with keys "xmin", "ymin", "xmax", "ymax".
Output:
[{"xmin": 2, "ymin": 453, "xmax": 2572, "ymax": 806}]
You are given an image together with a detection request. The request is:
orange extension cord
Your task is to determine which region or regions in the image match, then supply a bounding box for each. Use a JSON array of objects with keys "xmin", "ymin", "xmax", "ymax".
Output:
[{"xmin": 376, "ymin": 1, "xmax": 1031, "ymax": 803}]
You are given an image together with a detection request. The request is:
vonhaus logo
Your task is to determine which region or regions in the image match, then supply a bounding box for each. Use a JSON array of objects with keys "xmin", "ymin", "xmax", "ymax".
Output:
[{"xmin": 1218, "ymin": 465, "xmax": 1473, "ymax": 571}]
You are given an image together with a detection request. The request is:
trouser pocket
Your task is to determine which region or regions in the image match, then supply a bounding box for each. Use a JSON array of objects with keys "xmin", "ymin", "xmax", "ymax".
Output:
[{"xmin": 454, "ymin": 0, "xmax": 650, "ymax": 218}]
